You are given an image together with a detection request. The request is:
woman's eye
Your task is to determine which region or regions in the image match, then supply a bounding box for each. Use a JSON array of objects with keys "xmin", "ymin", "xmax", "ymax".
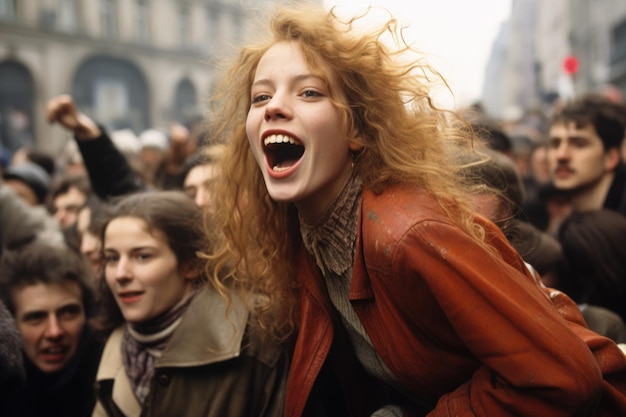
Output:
[
  {"xmin": 103, "ymin": 255, "xmax": 118, "ymax": 264},
  {"xmin": 137, "ymin": 253, "xmax": 153, "ymax": 261},
  {"xmin": 252, "ymin": 94, "xmax": 271, "ymax": 104},
  {"xmin": 302, "ymin": 90, "xmax": 322, "ymax": 98}
]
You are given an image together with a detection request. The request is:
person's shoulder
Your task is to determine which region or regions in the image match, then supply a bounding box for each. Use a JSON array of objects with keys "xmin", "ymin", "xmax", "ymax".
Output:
[
  {"xmin": 240, "ymin": 321, "xmax": 290, "ymax": 369},
  {"xmin": 361, "ymin": 183, "xmax": 453, "ymax": 239},
  {"xmin": 360, "ymin": 184, "xmax": 463, "ymax": 266},
  {"xmin": 363, "ymin": 183, "xmax": 445, "ymax": 220}
]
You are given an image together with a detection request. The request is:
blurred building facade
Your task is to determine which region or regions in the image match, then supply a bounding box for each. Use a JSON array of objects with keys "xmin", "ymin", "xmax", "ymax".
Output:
[
  {"xmin": 482, "ymin": 0, "xmax": 626, "ymax": 121},
  {"xmin": 0, "ymin": 0, "xmax": 315, "ymax": 156}
]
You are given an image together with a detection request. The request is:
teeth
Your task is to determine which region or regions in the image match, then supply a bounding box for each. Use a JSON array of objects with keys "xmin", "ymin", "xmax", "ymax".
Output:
[
  {"xmin": 264, "ymin": 134, "xmax": 297, "ymax": 146},
  {"xmin": 273, "ymin": 165, "xmax": 290, "ymax": 172}
]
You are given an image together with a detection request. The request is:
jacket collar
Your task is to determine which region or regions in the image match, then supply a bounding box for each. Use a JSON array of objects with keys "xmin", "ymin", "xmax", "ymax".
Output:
[
  {"xmin": 347, "ymin": 185, "xmax": 439, "ymax": 301},
  {"xmin": 96, "ymin": 328, "xmax": 141, "ymax": 417},
  {"xmin": 348, "ymin": 188, "xmax": 374, "ymax": 301},
  {"xmin": 156, "ymin": 285, "xmax": 249, "ymax": 367},
  {"xmin": 95, "ymin": 286, "xmax": 249, "ymax": 417},
  {"xmin": 297, "ymin": 186, "xmax": 375, "ymax": 301}
]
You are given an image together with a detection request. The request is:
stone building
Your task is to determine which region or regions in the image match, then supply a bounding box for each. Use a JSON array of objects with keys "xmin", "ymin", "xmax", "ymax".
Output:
[
  {"xmin": 0, "ymin": 0, "xmax": 288, "ymax": 156},
  {"xmin": 569, "ymin": 0, "xmax": 626, "ymax": 97},
  {"xmin": 482, "ymin": 0, "xmax": 626, "ymax": 120}
]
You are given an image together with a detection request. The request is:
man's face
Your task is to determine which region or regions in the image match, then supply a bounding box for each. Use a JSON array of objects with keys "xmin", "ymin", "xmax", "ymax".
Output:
[
  {"xmin": 140, "ymin": 147, "xmax": 164, "ymax": 170},
  {"xmin": 183, "ymin": 163, "xmax": 218, "ymax": 207},
  {"xmin": 53, "ymin": 186, "xmax": 87, "ymax": 228},
  {"xmin": 547, "ymin": 121, "xmax": 617, "ymax": 192},
  {"xmin": 12, "ymin": 282, "xmax": 86, "ymax": 373}
]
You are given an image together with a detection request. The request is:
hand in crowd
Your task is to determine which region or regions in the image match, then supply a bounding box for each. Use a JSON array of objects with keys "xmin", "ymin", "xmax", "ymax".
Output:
[
  {"xmin": 165, "ymin": 122, "xmax": 196, "ymax": 173},
  {"xmin": 46, "ymin": 94, "xmax": 102, "ymax": 140}
]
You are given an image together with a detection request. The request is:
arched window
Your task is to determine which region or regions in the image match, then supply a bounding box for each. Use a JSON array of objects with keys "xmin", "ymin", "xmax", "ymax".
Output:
[
  {"xmin": 0, "ymin": 60, "xmax": 34, "ymax": 151},
  {"xmin": 73, "ymin": 55, "xmax": 149, "ymax": 134},
  {"xmin": 173, "ymin": 78, "xmax": 198, "ymax": 123}
]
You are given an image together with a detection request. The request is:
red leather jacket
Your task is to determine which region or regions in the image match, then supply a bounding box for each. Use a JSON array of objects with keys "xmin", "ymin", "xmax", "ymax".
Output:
[{"xmin": 286, "ymin": 184, "xmax": 604, "ymax": 417}]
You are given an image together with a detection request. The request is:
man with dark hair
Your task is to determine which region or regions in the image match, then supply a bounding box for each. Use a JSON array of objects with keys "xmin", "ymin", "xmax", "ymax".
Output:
[
  {"xmin": 547, "ymin": 93, "xmax": 626, "ymax": 215},
  {"xmin": 0, "ymin": 242, "xmax": 102, "ymax": 417},
  {"xmin": 48, "ymin": 175, "xmax": 91, "ymax": 228}
]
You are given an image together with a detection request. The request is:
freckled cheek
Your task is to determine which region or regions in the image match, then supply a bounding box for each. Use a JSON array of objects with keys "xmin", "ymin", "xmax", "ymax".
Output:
[
  {"xmin": 245, "ymin": 108, "xmax": 260, "ymax": 138},
  {"xmin": 245, "ymin": 120, "xmax": 265, "ymax": 165}
]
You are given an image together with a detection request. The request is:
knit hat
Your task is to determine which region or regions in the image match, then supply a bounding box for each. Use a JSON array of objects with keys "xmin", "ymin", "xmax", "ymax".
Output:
[
  {"xmin": 138, "ymin": 129, "xmax": 168, "ymax": 151},
  {"xmin": 3, "ymin": 162, "xmax": 51, "ymax": 204},
  {"xmin": 111, "ymin": 129, "xmax": 141, "ymax": 156}
]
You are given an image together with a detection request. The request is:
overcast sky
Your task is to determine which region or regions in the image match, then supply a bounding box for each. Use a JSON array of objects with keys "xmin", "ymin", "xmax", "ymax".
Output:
[{"xmin": 322, "ymin": 0, "xmax": 512, "ymax": 109}]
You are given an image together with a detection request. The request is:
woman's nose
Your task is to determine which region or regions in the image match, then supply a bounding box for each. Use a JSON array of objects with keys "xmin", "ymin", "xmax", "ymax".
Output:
[
  {"xmin": 264, "ymin": 93, "xmax": 291, "ymax": 121},
  {"xmin": 115, "ymin": 258, "xmax": 132, "ymax": 282}
]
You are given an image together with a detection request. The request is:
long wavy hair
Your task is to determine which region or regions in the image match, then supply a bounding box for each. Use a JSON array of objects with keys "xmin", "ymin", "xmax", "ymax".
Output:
[{"xmin": 204, "ymin": 3, "xmax": 485, "ymax": 342}]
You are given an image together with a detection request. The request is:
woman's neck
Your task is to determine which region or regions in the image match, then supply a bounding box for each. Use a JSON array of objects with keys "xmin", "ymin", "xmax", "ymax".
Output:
[{"xmin": 128, "ymin": 287, "xmax": 197, "ymax": 336}]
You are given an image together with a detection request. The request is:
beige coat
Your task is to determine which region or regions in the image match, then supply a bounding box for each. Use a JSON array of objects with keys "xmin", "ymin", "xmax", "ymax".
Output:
[{"xmin": 93, "ymin": 287, "xmax": 288, "ymax": 417}]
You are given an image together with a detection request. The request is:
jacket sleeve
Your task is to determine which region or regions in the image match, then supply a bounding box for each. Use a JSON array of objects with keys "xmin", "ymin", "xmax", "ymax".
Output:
[
  {"xmin": 75, "ymin": 128, "xmax": 145, "ymax": 200},
  {"xmin": 545, "ymin": 288, "xmax": 626, "ymax": 416},
  {"xmin": 392, "ymin": 220, "xmax": 603, "ymax": 417}
]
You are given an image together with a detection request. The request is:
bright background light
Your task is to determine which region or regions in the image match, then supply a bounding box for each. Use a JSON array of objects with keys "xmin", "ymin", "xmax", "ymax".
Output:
[{"xmin": 323, "ymin": 0, "xmax": 512, "ymax": 109}]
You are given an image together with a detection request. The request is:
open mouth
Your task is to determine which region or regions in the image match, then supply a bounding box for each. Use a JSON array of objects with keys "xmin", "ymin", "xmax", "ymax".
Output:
[
  {"xmin": 42, "ymin": 346, "xmax": 68, "ymax": 355},
  {"xmin": 264, "ymin": 134, "xmax": 304, "ymax": 172},
  {"xmin": 41, "ymin": 345, "xmax": 69, "ymax": 362},
  {"xmin": 118, "ymin": 291, "xmax": 144, "ymax": 303}
]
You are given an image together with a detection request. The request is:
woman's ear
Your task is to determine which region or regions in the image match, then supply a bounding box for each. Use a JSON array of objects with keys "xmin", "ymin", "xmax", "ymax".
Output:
[
  {"xmin": 348, "ymin": 134, "xmax": 364, "ymax": 152},
  {"xmin": 180, "ymin": 263, "xmax": 202, "ymax": 281},
  {"xmin": 349, "ymin": 141, "xmax": 364, "ymax": 152}
]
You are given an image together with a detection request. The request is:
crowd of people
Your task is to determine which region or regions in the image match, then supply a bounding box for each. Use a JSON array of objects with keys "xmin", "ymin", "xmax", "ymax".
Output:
[{"xmin": 1, "ymin": 3, "xmax": 626, "ymax": 417}]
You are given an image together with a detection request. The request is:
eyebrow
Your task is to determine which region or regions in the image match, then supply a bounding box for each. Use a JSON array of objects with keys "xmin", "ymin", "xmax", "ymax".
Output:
[
  {"xmin": 103, "ymin": 245, "xmax": 157, "ymax": 253},
  {"xmin": 251, "ymin": 73, "xmax": 324, "ymax": 88},
  {"xmin": 550, "ymin": 134, "xmax": 594, "ymax": 142},
  {"xmin": 21, "ymin": 310, "xmax": 48, "ymax": 321},
  {"xmin": 20, "ymin": 302, "xmax": 83, "ymax": 321}
]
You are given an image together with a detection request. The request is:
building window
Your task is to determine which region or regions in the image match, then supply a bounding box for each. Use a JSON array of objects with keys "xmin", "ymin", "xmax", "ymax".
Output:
[
  {"xmin": 134, "ymin": 0, "xmax": 149, "ymax": 42},
  {"xmin": 611, "ymin": 20, "xmax": 626, "ymax": 65},
  {"xmin": 58, "ymin": 0, "xmax": 77, "ymax": 32},
  {"xmin": 0, "ymin": 0, "xmax": 16, "ymax": 21},
  {"xmin": 95, "ymin": 79, "xmax": 129, "ymax": 125},
  {"xmin": 100, "ymin": 0, "xmax": 117, "ymax": 39},
  {"xmin": 178, "ymin": 4, "xmax": 190, "ymax": 48},
  {"xmin": 173, "ymin": 78, "xmax": 197, "ymax": 122}
]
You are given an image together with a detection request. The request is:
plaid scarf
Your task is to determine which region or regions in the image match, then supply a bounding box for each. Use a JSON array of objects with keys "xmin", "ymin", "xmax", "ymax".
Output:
[{"xmin": 121, "ymin": 289, "xmax": 197, "ymax": 404}]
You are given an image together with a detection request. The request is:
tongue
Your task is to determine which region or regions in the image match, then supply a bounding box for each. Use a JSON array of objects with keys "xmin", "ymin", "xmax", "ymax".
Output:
[{"xmin": 274, "ymin": 159, "xmax": 298, "ymax": 170}]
